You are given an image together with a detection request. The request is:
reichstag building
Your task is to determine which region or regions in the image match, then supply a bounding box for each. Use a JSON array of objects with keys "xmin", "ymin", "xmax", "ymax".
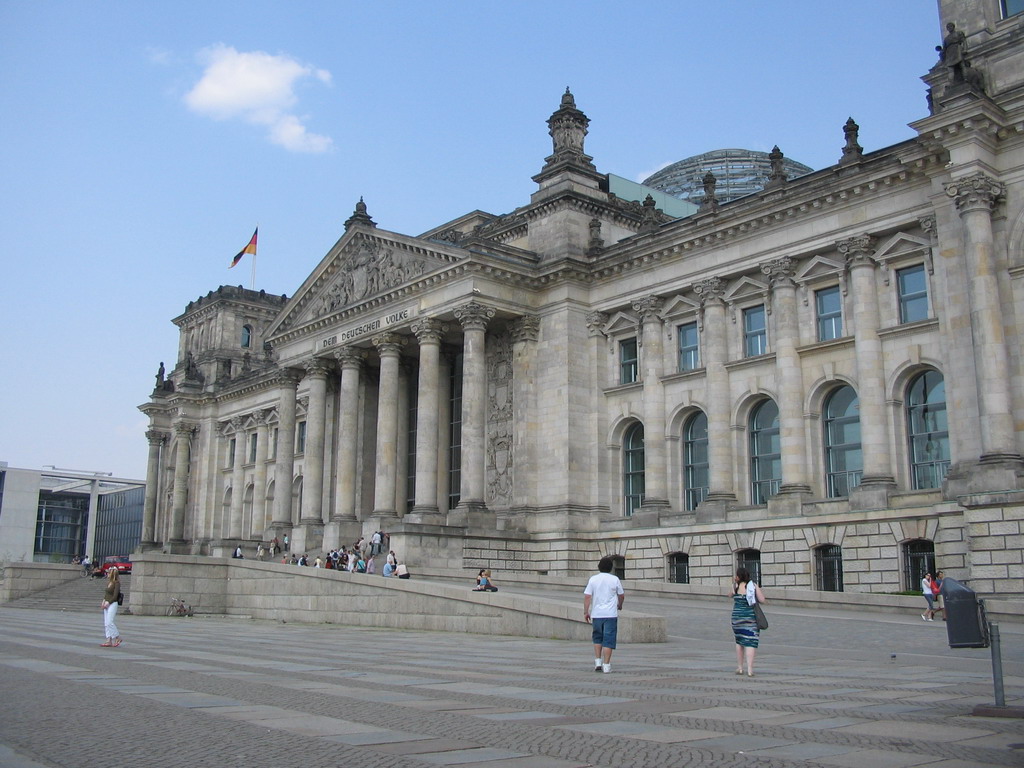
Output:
[{"xmin": 140, "ymin": 0, "xmax": 1024, "ymax": 598}]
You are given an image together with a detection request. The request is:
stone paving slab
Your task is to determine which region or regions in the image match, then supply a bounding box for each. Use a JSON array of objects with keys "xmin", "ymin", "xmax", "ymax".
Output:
[{"xmin": 1, "ymin": 592, "xmax": 1023, "ymax": 768}]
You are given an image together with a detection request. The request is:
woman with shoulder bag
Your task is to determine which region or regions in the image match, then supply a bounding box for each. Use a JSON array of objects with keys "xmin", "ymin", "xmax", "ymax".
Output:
[
  {"xmin": 730, "ymin": 568, "xmax": 765, "ymax": 677},
  {"xmin": 100, "ymin": 568, "xmax": 122, "ymax": 647}
]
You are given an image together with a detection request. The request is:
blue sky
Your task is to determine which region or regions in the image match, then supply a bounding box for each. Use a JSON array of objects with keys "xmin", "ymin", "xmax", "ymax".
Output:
[{"xmin": 0, "ymin": 1, "xmax": 941, "ymax": 479}]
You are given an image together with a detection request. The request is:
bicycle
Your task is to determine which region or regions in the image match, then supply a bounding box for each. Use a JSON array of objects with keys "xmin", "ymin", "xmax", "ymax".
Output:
[{"xmin": 166, "ymin": 597, "xmax": 194, "ymax": 617}]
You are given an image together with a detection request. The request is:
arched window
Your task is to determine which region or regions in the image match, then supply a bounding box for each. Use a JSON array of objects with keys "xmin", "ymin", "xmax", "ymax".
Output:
[
  {"xmin": 683, "ymin": 411, "xmax": 709, "ymax": 510},
  {"xmin": 668, "ymin": 552, "xmax": 690, "ymax": 584},
  {"xmin": 906, "ymin": 371, "xmax": 949, "ymax": 489},
  {"xmin": 749, "ymin": 400, "xmax": 780, "ymax": 505},
  {"xmin": 241, "ymin": 324, "xmax": 253, "ymax": 348},
  {"xmin": 736, "ymin": 549, "xmax": 762, "ymax": 585},
  {"xmin": 814, "ymin": 544, "xmax": 844, "ymax": 592},
  {"xmin": 903, "ymin": 539, "xmax": 936, "ymax": 591},
  {"xmin": 623, "ymin": 422, "xmax": 645, "ymax": 517},
  {"xmin": 824, "ymin": 386, "xmax": 862, "ymax": 497}
]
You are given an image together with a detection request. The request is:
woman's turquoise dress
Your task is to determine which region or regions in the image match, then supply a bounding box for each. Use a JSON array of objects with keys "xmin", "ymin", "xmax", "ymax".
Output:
[{"xmin": 732, "ymin": 589, "xmax": 759, "ymax": 648}]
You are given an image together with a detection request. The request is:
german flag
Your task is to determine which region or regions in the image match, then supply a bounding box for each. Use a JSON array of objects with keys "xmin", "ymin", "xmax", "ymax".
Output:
[{"xmin": 229, "ymin": 227, "xmax": 257, "ymax": 268}]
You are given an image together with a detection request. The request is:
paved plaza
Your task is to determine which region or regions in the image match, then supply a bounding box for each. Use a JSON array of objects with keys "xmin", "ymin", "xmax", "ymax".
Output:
[{"xmin": 1, "ymin": 585, "xmax": 1022, "ymax": 768}]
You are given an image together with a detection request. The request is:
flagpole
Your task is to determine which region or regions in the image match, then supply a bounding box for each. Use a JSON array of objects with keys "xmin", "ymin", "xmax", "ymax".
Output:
[{"xmin": 249, "ymin": 223, "xmax": 258, "ymax": 290}]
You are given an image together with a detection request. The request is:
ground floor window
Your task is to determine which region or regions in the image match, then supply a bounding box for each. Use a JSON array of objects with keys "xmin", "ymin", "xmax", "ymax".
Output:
[
  {"xmin": 610, "ymin": 554, "xmax": 626, "ymax": 580},
  {"xmin": 814, "ymin": 544, "xmax": 844, "ymax": 592},
  {"xmin": 736, "ymin": 548, "xmax": 762, "ymax": 585},
  {"xmin": 668, "ymin": 552, "xmax": 689, "ymax": 584},
  {"xmin": 903, "ymin": 539, "xmax": 935, "ymax": 591}
]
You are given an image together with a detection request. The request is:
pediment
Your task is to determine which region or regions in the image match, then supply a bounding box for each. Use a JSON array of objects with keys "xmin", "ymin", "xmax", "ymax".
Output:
[
  {"xmin": 661, "ymin": 294, "xmax": 700, "ymax": 320},
  {"xmin": 724, "ymin": 275, "xmax": 768, "ymax": 302},
  {"xmin": 874, "ymin": 231, "xmax": 931, "ymax": 263},
  {"xmin": 603, "ymin": 310, "xmax": 639, "ymax": 336},
  {"xmin": 267, "ymin": 229, "xmax": 465, "ymax": 339},
  {"xmin": 795, "ymin": 255, "xmax": 845, "ymax": 283}
]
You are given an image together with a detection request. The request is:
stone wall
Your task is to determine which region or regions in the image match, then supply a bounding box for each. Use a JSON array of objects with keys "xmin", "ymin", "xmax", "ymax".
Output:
[
  {"xmin": 960, "ymin": 492, "xmax": 1024, "ymax": 595},
  {"xmin": 0, "ymin": 562, "xmax": 82, "ymax": 602},
  {"xmin": 129, "ymin": 553, "xmax": 666, "ymax": 643}
]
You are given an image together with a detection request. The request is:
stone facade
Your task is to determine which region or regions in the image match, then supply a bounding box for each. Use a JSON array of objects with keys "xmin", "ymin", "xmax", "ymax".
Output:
[{"xmin": 141, "ymin": 2, "xmax": 1024, "ymax": 598}]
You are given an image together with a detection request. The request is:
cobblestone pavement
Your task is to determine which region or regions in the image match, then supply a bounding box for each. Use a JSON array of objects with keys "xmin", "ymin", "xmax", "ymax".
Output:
[{"xmin": 1, "ymin": 589, "xmax": 1023, "ymax": 768}]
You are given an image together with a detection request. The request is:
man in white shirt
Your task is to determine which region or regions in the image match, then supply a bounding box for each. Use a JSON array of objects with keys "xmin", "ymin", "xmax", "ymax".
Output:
[{"xmin": 583, "ymin": 555, "xmax": 625, "ymax": 673}]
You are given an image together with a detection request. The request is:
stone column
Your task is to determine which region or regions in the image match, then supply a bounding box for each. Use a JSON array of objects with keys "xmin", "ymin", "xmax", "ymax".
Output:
[
  {"xmin": 228, "ymin": 417, "xmax": 245, "ymax": 538},
  {"xmin": 512, "ymin": 315, "xmax": 541, "ymax": 513},
  {"xmin": 299, "ymin": 358, "xmax": 332, "ymax": 524},
  {"xmin": 170, "ymin": 422, "xmax": 195, "ymax": 543},
  {"xmin": 372, "ymin": 332, "xmax": 406, "ymax": 518},
  {"xmin": 272, "ymin": 369, "xmax": 302, "ymax": 527},
  {"xmin": 695, "ymin": 278, "xmax": 736, "ymax": 513},
  {"xmin": 840, "ymin": 235, "xmax": 895, "ymax": 506},
  {"xmin": 141, "ymin": 429, "xmax": 166, "ymax": 547},
  {"xmin": 452, "ymin": 301, "xmax": 495, "ymax": 519},
  {"xmin": 945, "ymin": 174, "xmax": 1020, "ymax": 464},
  {"xmin": 409, "ymin": 318, "xmax": 448, "ymax": 522},
  {"xmin": 252, "ymin": 410, "xmax": 270, "ymax": 535},
  {"xmin": 762, "ymin": 257, "xmax": 811, "ymax": 499},
  {"xmin": 332, "ymin": 347, "xmax": 365, "ymax": 521},
  {"xmin": 633, "ymin": 296, "xmax": 670, "ymax": 515}
]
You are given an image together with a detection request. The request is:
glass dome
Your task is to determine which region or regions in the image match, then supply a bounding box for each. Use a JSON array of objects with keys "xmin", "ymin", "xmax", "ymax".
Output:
[{"xmin": 642, "ymin": 149, "xmax": 814, "ymax": 205}]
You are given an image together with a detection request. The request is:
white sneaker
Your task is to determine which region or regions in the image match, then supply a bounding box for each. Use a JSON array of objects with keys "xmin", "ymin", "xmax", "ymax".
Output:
[{"xmin": 602, "ymin": 663, "xmax": 611, "ymax": 674}]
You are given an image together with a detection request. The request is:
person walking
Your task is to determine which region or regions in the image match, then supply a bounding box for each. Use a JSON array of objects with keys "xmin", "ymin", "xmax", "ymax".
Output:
[
  {"xmin": 731, "ymin": 567, "xmax": 765, "ymax": 677},
  {"xmin": 100, "ymin": 568, "xmax": 122, "ymax": 647},
  {"xmin": 583, "ymin": 555, "xmax": 624, "ymax": 674},
  {"xmin": 921, "ymin": 572, "xmax": 938, "ymax": 621}
]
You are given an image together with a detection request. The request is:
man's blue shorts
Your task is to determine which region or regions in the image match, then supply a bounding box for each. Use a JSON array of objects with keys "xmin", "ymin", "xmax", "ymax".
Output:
[{"xmin": 591, "ymin": 617, "xmax": 618, "ymax": 649}]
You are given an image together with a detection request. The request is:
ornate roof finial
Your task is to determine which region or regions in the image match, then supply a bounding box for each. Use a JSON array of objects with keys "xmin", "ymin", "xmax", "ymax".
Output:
[
  {"xmin": 699, "ymin": 170, "xmax": 719, "ymax": 212},
  {"xmin": 344, "ymin": 196, "xmax": 376, "ymax": 230},
  {"xmin": 839, "ymin": 117, "xmax": 863, "ymax": 166},
  {"xmin": 763, "ymin": 146, "xmax": 787, "ymax": 190},
  {"xmin": 538, "ymin": 87, "xmax": 596, "ymax": 175}
]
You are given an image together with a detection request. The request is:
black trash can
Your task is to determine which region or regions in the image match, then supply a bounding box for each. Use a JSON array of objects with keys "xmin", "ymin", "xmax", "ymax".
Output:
[{"xmin": 941, "ymin": 577, "xmax": 989, "ymax": 648}]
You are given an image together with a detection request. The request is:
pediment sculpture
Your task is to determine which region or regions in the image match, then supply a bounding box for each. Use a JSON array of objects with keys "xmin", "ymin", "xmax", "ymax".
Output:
[{"xmin": 317, "ymin": 240, "xmax": 428, "ymax": 318}]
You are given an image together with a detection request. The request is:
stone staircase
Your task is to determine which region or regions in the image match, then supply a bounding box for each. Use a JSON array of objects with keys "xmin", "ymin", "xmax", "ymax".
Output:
[{"xmin": 4, "ymin": 574, "xmax": 130, "ymax": 613}]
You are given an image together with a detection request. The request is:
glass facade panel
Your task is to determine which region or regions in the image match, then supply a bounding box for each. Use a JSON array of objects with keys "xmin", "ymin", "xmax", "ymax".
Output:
[
  {"xmin": 824, "ymin": 386, "xmax": 862, "ymax": 497},
  {"xmin": 749, "ymin": 400, "xmax": 781, "ymax": 504},
  {"xmin": 683, "ymin": 411, "xmax": 709, "ymax": 510},
  {"xmin": 620, "ymin": 338, "xmax": 639, "ymax": 384},
  {"xmin": 906, "ymin": 371, "xmax": 949, "ymax": 489},
  {"xmin": 35, "ymin": 491, "xmax": 88, "ymax": 562},
  {"xmin": 898, "ymin": 264, "xmax": 928, "ymax": 323},
  {"xmin": 677, "ymin": 322, "xmax": 700, "ymax": 371},
  {"xmin": 623, "ymin": 422, "xmax": 645, "ymax": 516},
  {"xmin": 816, "ymin": 285, "xmax": 843, "ymax": 341},
  {"xmin": 744, "ymin": 305, "xmax": 767, "ymax": 357}
]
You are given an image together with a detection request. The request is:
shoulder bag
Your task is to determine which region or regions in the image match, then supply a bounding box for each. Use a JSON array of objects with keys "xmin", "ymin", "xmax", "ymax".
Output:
[{"xmin": 752, "ymin": 591, "xmax": 768, "ymax": 630}]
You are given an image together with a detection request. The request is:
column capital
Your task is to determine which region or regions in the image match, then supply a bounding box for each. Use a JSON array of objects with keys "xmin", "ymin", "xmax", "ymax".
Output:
[
  {"xmin": 271, "ymin": 367, "xmax": 304, "ymax": 388},
  {"xmin": 333, "ymin": 345, "xmax": 366, "ymax": 369},
  {"xmin": 945, "ymin": 172, "xmax": 1005, "ymax": 215},
  {"xmin": 631, "ymin": 295, "xmax": 664, "ymax": 322},
  {"xmin": 145, "ymin": 429, "xmax": 168, "ymax": 445},
  {"xmin": 230, "ymin": 415, "xmax": 245, "ymax": 431},
  {"xmin": 410, "ymin": 318, "xmax": 448, "ymax": 344},
  {"xmin": 510, "ymin": 314, "xmax": 540, "ymax": 344},
  {"xmin": 371, "ymin": 331, "xmax": 407, "ymax": 356},
  {"xmin": 454, "ymin": 301, "xmax": 495, "ymax": 332},
  {"xmin": 919, "ymin": 214, "xmax": 937, "ymax": 241},
  {"xmin": 761, "ymin": 256, "xmax": 797, "ymax": 287},
  {"xmin": 585, "ymin": 311, "xmax": 608, "ymax": 336},
  {"xmin": 253, "ymin": 408, "xmax": 271, "ymax": 426},
  {"xmin": 174, "ymin": 421, "xmax": 197, "ymax": 438},
  {"xmin": 837, "ymin": 234, "xmax": 877, "ymax": 268},
  {"xmin": 304, "ymin": 357, "xmax": 334, "ymax": 378},
  {"xmin": 694, "ymin": 276, "xmax": 727, "ymax": 305}
]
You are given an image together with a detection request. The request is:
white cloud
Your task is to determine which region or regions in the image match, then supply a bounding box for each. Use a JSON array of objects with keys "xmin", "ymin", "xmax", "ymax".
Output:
[
  {"xmin": 634, "ymin": 161, "xmax": 672, "ymax": 184},
  {"xmin": 184, "ymin": 44, "xmax": 333, "ymax": 153}
]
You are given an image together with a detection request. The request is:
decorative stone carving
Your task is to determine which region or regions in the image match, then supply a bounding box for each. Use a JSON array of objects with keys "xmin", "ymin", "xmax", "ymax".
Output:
[
  {"xmin": 945, "ymin": 173, "xmax": 1005, "ymax": 214},
  {"xmin": 317, "ymin": 239, "xmax": 428, "ymax": 318},
  {"xmin": 371, "ymin": 331, "xmax": 407, "ymax": 356},
  {"xmin": 486, "ymin": 329, "xmax": 513, "ymax": 506},
  {"xmin": 764, "ymin": 146, "xmax": 787, "ymax": 190},
  {"xmin": 539, "ymin": 88, "xmax": 597, "ymax": 174},
  {"xmin": 146, "ymin": 429, "xmax": 167, "ymax": 446},
  {"xmin": 588, "ymin": 217, "xmax": 604, "ymax": 252},
  {"xmin": 411, "ymin": 318, "xmax": 448, "ymax": 344},
  {"xmin": 638, "ymin": 195, "xmax": 661, "ymax": 233},
  {"xmin": 344, "ymin": 197, "xmax": 376, "ymax": 230},
  {"xmin": 454, "ymin": 301, "xmax": 495, "ymax": 332},
  {"xmin": 761, "ymin": 256, "xmax": 797, "ymax": 286},
  {"xmin": 304, "ymin": 357, "xmax": 334, "ymax": 378},
  {"xmin": 837, "ymin": 234, "xmax": 877, "ymax": 267},
  {"xmin": 510, "ymin": 314, "xmax": 540, "ymax": 344},
  {"xmin": 333, "ymin": 345, "xmax": 366, "ymax": 369},
  {"xmin": 699, "ymin": 171, "xmax": 719, "ymax": 212},
  {"xmin": 839, "ymin": 117, "xmax": 863, "ymax": 166},
  {"xmin": 585, "ymin": 311, "xmax": 608, "ymax": 337},
  {"xmin": 694, "ymin": 277, "xmax": 727, "ymax": 305},
  {"xmin": 632, "ymin": 296, "xmax": 664, "ymax": 322}
]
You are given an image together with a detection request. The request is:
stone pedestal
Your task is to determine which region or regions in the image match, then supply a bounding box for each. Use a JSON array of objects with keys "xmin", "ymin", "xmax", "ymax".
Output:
[{"xmin": 849, "ymin": 479, "xmax": 896, "ymax": 511}]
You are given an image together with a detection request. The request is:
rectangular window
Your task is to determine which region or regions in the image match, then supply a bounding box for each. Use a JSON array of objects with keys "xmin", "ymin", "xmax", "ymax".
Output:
[
  {"xmin": 815, "ymin": 285, "xmax": 843, "ymax": 341},
  {"xmin": 619, "ymin": 337, "xmax": 639, "ymax": 384},
  {"xmin": 677, "ymin": 322, "xmax": 700, "ymax": 371},
  {"xmin": 743, "ymin": 305, "xmax": 767, "ymax": 357},
  {"xmin": 295, "ymin": 421, "xmax": 306, "ymax": 454},
  {"xmin": 228, "ymin": 438, "xmax": 236, "ymax": 468},
  {"xmin": 272, "ymin": 428, "xmax": 279, "ymax": 459},
  {"xmin": 1003, "ymin": 0, "xmax": 1024, "ymax": 18},
  {"xmin": 897, "ymin": 264, "xmax": 928, "ymax": 323},
  {"xmin": 249, "ymin": 433, "xmax": 258, "ymax": 463}
]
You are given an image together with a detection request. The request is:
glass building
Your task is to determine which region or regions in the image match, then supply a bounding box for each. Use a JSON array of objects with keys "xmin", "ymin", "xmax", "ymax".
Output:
[{"xmin": 642, "ymin": 149, "xmax": 814, "ymax": 205}]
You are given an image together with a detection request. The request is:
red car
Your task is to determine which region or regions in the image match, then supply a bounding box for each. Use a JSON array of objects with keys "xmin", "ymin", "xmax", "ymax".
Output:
[{"xmin": 100, "ymin": 555, "xmax": 132, "ymax": 575}]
